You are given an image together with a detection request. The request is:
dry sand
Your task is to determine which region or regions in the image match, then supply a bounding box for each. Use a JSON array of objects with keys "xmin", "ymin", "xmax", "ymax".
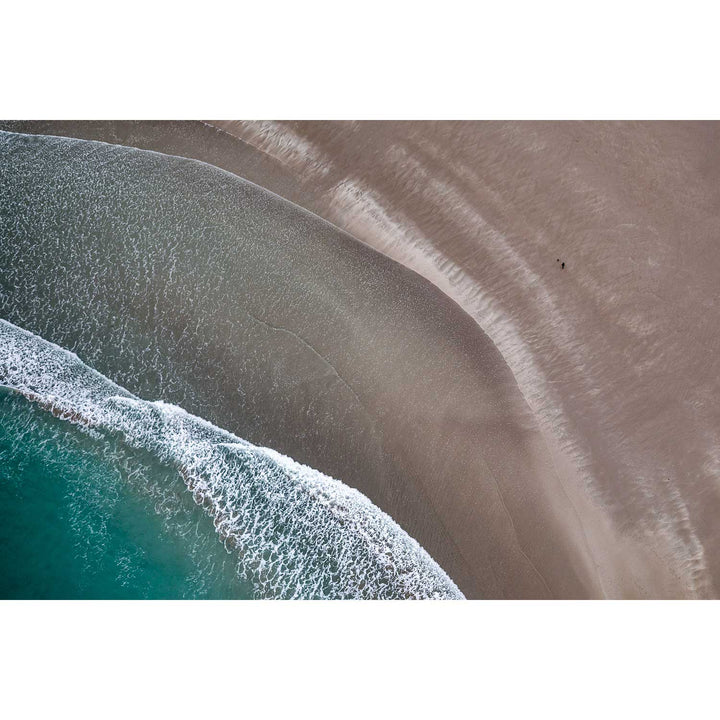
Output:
[
  {"xmin": 209, "ymin": 121, "xmax": 720, "ymax": 599},
  {"xmin": 4, "ymin": 121, "xmax": 717, "ymax": 598}
]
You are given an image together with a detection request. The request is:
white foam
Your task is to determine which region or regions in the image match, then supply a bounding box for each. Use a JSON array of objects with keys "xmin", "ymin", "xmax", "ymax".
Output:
[{"xmin": 0, "ymin": 319, "xmax": 464, "ymax": 599}]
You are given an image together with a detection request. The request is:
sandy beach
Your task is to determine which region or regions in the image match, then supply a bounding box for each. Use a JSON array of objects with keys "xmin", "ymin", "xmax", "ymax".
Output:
[
  {"xmin": 209, "ymin": 120, "xmax": 720, "ymax": 598},
  {"xmin": 4, "ymin": 121, "xmax": 718, "ymax": 598}
]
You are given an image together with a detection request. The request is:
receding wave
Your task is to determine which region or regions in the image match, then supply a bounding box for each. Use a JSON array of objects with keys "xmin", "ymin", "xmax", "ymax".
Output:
[{"xmin": 0, "ymin": 320, "xmax": 463, "ymax": 599}]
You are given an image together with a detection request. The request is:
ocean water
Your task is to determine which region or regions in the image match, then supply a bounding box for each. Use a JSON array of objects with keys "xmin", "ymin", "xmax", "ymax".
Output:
[
  {"xmin": 0, "ymin": 320, "xmax": 463, "ymax": 599},
  {"xmin": 0, "ymin": 386, "xmax": 246, "ymax": 599},
  {"xmin": 0, "ymin": 130, "xmax": 465, "ymax": 599},
  {"xmin": 0, "ymin": 128, "xmax": 416, "ymax": 531}
]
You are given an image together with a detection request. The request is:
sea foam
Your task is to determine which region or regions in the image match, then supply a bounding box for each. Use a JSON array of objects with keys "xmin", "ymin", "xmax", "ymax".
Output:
[{"xmin": 0, "ymin": 320, "xmax": 464, "ymax": 599}]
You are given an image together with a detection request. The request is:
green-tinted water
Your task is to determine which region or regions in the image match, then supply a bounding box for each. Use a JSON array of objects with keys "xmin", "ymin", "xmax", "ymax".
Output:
[
  {"xmin": 0, "ymin": 129, "xmax": 465, "ymax": 599},
  {"xmin": 0, "ymin": 388, "xmax": 251, "ymax": 599}
]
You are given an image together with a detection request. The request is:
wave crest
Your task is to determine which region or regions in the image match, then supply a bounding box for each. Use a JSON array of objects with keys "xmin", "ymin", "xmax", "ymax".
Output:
[{"xmin": 0, "ymin": 320, "xmax": 463, "ymax": 599}]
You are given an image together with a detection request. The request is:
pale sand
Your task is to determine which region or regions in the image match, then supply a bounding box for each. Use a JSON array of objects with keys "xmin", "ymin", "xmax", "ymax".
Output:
[
  {"xmin": 5, "ymin": 121, "xmax": 717, "ymax": 597},
  {"xmin": 208, "ymin": 121, "xmax": 720, "ymax": 598}
]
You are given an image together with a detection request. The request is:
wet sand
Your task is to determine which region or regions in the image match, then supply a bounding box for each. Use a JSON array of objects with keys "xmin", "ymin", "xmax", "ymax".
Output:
[
  {"xmin": 209, "ymin": 121, "xmax": 720, "ymax": 598},
  {"xmin": 5, "ymin": 121, "xmax": 717, "ymax": 597}
]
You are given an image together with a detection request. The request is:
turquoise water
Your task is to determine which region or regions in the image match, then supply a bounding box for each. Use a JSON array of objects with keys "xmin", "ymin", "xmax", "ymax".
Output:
[
  {"xmin": 0, "ymin": 321, "xmax": 463, "ymax": 599},
  {"xmin": 0, "ymin": 130, "xmax": 464, "ymax": 599},
  {"xmin": 0, "ymin": 387, "xmax": 248, "ymax": 599}
]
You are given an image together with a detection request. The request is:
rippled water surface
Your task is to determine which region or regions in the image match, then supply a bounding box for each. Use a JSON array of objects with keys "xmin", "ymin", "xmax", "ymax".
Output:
[{"xmin": 0, "ymin": 322, "xmax": 462, "ymax": 599}]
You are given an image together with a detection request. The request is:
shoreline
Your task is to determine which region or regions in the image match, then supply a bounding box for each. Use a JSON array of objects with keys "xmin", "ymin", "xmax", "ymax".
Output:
[{"xmin": 4, "ymin": 121, "xmax": 715, "ymax": 597}]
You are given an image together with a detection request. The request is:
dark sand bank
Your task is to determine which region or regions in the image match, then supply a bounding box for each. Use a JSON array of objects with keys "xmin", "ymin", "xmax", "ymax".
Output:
[{"xmin": 0, "ymin": 127, "xmax": 604, "ymax": 598}]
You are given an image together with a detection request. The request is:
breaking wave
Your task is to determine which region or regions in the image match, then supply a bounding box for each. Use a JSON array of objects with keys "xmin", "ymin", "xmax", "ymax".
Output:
[{"xmin": 0, "ymin": 320, "xmax": 463, "ymax": 599}]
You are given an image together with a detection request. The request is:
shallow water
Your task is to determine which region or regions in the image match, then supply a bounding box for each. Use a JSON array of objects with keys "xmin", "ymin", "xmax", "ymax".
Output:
[
  {"xmin": 1, "ymin": 128, "xmax": 492, "ymax": 596},
  {"xmin": 0, "ymin": 321, "xmax": 463, "ymax": 599}
]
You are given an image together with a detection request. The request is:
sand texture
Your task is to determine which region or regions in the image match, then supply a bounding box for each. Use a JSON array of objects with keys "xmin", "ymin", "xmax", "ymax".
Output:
[{"xmin": 4, "ymin": 121, "xmax": 718, "ymax": 598}]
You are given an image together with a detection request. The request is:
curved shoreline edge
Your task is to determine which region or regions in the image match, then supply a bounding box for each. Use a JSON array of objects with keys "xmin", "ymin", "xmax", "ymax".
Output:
[{"xmin": 0, "ymin": 319, "xmax": 464, "ymax": 599}]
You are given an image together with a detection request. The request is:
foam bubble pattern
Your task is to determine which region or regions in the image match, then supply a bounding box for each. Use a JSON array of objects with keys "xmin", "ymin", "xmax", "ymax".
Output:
[{"xmin": 0, "ymin": 320, "xmax": 464, "ymax": 599}]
